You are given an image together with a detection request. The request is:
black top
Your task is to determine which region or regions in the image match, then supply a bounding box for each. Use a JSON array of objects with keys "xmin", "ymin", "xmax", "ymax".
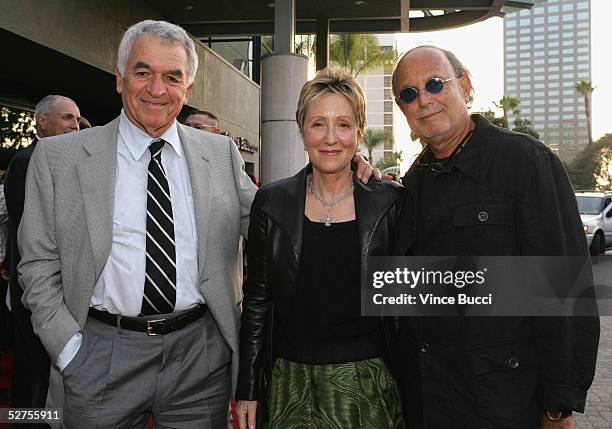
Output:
[{"xmin": 277, "ymin": 216, "xmax": 383, "ymax": 364}]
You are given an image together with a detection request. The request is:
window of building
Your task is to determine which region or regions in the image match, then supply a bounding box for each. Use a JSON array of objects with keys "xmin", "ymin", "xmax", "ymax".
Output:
[
  {"xmin": 534, "ymin": 67, "xmax": 546, "ymax": 73},
  {"xmin": 577, "ymin": 71, "xmax": 589, "ymax": 78},
  {"xmin": 520, "ymin": 60, "xmax": 530, "ymax": 67},
  {"xmin": 562, "ymin": 73, "xmax": 574, "ymax": 80},
  {"xmin": 549, "ymin": 25, "xmax": 560, "ymax": 32},
  {"xmin": 548, "ymin": 33, "xmax": 559, "ymax": 40},
  {"xmin": 507, "ymin": 44, "xmax": 517, "ymax": 51},
  {"xmin": 578, "ymin": 38, "xmax": 589, "ymax": 45},
  {"xmin": 549, "ymin": 106, "xmax": 560, "ymax": 112},
  {"xmin": 549, "ymin": 73, "xmax": 560, "ymax": 80},
  {"xmin": 577, "ymin": 47, "xmax": 589, "ymax": 53},
  {"xmin": 519, "ymin": 51, "xmax": 530, "ymax": 58},
  {"xmin": 562, "ymin": 23, "xmax": 574, "ymax": 31},
  {"xmin": 562, "ymin": 3, "xmax": 574, "ymax": 11},
  {"xmin": 534, "ymin": 59, "xmax": 545, "ymax": 65},
  {"xmin": 563, "ymin": 105, "xmax": 575, "ymax": 112},
  {"xmin": 534, "ymin": 17, "xmax": 545, "ymax": 25},
  {"xmin": 577, "ymin": 12, "xmax": 589, "ymax": 20},
  {"xmin": 577, "ymin": 30, "xmax": 589, "ymax": 37},
  {"xmin": 522, "ymin": 108, "xmax": 531, "ymax": 114},
  {"xmin": 384, "ymin": 76, "xmax": 392, "ymax": 87},
  {"xmin": 384, "ymin": 114, "xmax": 393, "ymax": 126},
  {"xmin": 506, "ymin": 20, "xmax": 516, "ymax": 28},
  {"xmin": 534, "ymin": 83, "xmax": 545, "ymax": 89},
  {"xmin": 549, "ymin": 98, "xmax": 559, "ymax": 104},
  {"xmin": 507, "ymin": 68, "xmax": 517, "ymax": 75},
  {"xmin": 534, "ymin": 34, "xmax": 545, "ymax": 41},
  {"xmin": 520, "ymin": 36, "xmax": 530, "ymax": 43},
  {"xmin": 507, "ymin": 85, "xmax": 517, "ymax": 92},
  {"xmin": 548, "ymin": 66, "xmax": 559, "ymax": 72},
  {"xmin": 563, "ymin": 31, "xmax": 575, "ymax": 38},
  {"xmin": 562, "ymin": 48, "xmax": 574, "ymax": 55},
  {"xmin": 506, "ymin": 30, "xmax": 517, "ymax": 36},
  {"xmin": 548, "ymin": 50, "xmax": 560, "ymax": 57},
  {"xmin": 577, "ymin": 63, "xmax": 589, "ymax": 70},
  {"xmin": 548, "ymin": 15, "xmax": 559, "ymax": 23},
  {"xmin": 562, "ymin": 38, "xmax": 575, "ymax": 46},
  {"xmin": 533, "ymin": 91, "xmax": 545, "ymax": 97},
  {"xmin": 577, "ymin": 1, "xmax": 588, "ymax": 9},
  {"xmin": 577, "ymin": 55, "xmax": 589, "ymax": 62},
  {"xmin": 577, "ymin": 22, "xmax": 589, "ymax": 29},
  {"xmin": 548, "ymin": 5, "xmax": 559, "ymax": 13},
  {"xmin": 384, "ymin": 101, "xmax": 393, "ymax": 112},
  {"xmin": 520, "ymin": 18, "xmax": 530, "ymax": 26}
]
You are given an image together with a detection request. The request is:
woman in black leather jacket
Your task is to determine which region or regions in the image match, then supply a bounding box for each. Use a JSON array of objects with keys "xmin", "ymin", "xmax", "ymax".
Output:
[{"xmin": 235, "ymin": 67, "xmax": 404, "ymax": 429}]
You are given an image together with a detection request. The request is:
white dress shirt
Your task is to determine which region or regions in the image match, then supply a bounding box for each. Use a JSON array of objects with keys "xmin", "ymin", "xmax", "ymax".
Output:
[{"xmin": 57, "ymin": 111, "xmax": 202, "ymax": 370}]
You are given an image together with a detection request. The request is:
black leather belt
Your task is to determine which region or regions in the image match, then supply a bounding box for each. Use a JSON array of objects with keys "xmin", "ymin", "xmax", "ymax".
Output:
[{"xmin": 88, "ymin": 305, "xmax": 207, "ymax": 336}]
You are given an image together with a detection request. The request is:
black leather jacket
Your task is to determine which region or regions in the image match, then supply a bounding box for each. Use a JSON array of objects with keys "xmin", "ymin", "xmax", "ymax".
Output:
[{"xmin": 236, "ymin": 164, "xmax": 404, "ymax": 403}]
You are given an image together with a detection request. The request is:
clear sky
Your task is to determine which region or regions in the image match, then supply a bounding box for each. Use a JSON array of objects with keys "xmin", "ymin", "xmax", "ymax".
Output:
[{"xmin": 393, "ymin": 0, "xmax": 610, "ymax": 171}]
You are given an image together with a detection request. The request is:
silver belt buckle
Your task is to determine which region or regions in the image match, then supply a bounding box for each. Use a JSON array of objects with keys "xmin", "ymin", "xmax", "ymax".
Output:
[{"xmin": 146, "ymin": 318, "xmax": 165, "ymax": 336}]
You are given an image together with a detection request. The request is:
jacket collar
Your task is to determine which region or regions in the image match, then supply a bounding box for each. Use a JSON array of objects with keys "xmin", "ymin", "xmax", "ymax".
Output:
[
  {"xmin": 261, "ymin": 164, "xmax": 400, "ymax": 261},
  {"xmin": 403, "ymin": 113, "xmax": 499, "ymax": 185}
]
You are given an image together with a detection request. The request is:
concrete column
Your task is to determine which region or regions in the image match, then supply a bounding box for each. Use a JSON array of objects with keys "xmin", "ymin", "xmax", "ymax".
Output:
[
  {"xmin": 261, "ymin": 53, "xmax": 308, "ymax": 184},
  {"xmin": 274, "ymin": 0, "xmax": 295, "ymax": 54},
  {"xmin": 316, "ymin": 16, "xmax": 329, "ymax": 70}
]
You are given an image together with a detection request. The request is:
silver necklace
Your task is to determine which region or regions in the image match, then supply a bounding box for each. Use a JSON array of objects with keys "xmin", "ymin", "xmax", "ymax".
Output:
[{"xmin": 308, "ymin": 174, "xmax": 354, "ymax": 226}]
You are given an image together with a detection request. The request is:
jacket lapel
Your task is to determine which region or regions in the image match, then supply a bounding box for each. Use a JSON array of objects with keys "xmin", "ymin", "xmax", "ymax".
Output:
[
  {"xmin": 76, "ymin": 118, "xmax": 118, "ymax": 279},
  {"xmin": 178, "ymin": 125, "xmax": 212, "ymax": 284}
]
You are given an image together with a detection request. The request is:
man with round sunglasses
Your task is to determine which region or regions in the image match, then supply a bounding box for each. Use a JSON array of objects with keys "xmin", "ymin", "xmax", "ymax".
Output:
[{"xmin": 387, "ymin": 46, "xmax": 599, "ymax": 429}]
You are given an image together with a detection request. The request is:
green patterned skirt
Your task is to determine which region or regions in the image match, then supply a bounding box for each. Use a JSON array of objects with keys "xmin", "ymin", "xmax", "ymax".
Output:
[{"xmin": 263, "ymin": 357, "xmax": 404, "ymax": 429}]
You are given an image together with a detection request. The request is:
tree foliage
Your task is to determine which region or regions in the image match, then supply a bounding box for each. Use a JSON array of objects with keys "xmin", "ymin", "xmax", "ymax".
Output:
[
  {"xmin": 362, "ymin": 128, "xmax": 393, "ymax": 162},
  {"xmin": 375, "ymin": 150, "xmax": 403, "ymax": 171},
  {"xmin": 1, "ymin": 105, "xmax": 36, "ymax": 149},
  {"xmin": 329, "ymin": 34, "xmax": 397, "ymax": 76},
  {"xmin": 566, "ymin": 134, "xmax": 612, "ymax": 190},
  {"xmin": 575, "ymin": 79, "xmax": 595, "ymax": 145},
  {"xmin": 493, "ymin": 95, "xmax": 520, "ymax": 126}
]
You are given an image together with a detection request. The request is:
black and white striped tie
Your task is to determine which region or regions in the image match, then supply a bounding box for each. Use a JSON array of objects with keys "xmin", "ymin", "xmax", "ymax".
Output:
[{"xmin": 140, "ymin": 139, "xmax": 176, "ymax": 315}]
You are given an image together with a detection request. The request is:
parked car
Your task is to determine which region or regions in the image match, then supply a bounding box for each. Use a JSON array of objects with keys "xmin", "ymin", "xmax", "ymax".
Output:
[{"xmin": 575, "ymin": 191, "xmax": 612, "ymax": 255}]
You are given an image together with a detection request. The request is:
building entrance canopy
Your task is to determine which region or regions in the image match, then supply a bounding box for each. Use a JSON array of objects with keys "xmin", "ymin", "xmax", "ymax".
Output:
[{"xmin": 145, "ymin": 0, "xmax": 538, "ymax": 36}]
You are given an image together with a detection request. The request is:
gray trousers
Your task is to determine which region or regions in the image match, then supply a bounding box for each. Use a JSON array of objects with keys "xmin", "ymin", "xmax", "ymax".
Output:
[{"xmin": 61, "ymin": 310, "xmax": 231, "ymax": 429}]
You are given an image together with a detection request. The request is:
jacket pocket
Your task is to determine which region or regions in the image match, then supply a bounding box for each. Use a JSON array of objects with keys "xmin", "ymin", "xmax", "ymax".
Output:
[
  {"xmin": 471, "ymin": 341, "xmax": 536, "ymax": 376},
  {"xmin": 454, "ymin": 200, "xmax": 513, "ymax": 227}
]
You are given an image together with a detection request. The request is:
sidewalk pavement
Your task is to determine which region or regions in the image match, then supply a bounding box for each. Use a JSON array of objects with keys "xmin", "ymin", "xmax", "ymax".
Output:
[{"xmin": 575, "ymin": 316, "xmax": 612, "ymax": 428}]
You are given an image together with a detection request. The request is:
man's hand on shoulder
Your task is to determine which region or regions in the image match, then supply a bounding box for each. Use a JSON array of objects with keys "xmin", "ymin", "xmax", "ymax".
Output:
[{"xmin": 352, "ymin": 153, "xmax": 382, "ymax": 183}]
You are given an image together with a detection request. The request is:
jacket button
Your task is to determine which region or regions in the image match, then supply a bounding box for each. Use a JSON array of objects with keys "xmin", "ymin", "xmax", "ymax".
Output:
[
  {"xmin": 508, "ymin": 357, "xmax": 519, "ymax": 369},
  {"xmin": 420, "ymin": 343, "xmax": 431, "ymax": 353},
  {"xmin": 478, "ymin": 211, "xmax": 489, "ymax": 222}
]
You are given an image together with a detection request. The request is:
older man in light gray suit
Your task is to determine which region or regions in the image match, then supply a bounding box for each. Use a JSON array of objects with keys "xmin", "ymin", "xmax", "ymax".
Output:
[{"xmin": 17, "ymin": 20, "xmax": 256, "ymax": 428}]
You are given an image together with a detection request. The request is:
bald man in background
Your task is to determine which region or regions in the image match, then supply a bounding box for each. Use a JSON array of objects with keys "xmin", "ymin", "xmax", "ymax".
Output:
[{"xmin": 4, "ymin": 94, "xmax": 80, "ymax": 416}]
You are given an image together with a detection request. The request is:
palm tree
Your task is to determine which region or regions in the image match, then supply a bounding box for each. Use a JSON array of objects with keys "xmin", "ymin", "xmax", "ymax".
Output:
[
  {"xmin": 329, "ymin": 34, "xmax": 397, "ymax": 76},
  {"xmin": 362, "ymin": 128, "xmax": 394, "ymax": 162},
  {"xmin": 575, "ymin": 79, "xmax": 595, "ymax": 144},
  {"xmin": 494, "ymin": 95, "xmax": 520, "ymax": 126}
]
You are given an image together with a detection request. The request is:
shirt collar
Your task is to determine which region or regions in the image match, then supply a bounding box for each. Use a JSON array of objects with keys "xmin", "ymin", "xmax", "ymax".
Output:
[{"xmin": 118, "ymin": 109, "xmax": 183, "ymax": 161}]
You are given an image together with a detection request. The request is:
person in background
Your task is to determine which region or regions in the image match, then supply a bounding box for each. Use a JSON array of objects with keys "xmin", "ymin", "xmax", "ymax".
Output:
[
  {"xmin": 4, "ymin": 95, "xmax": 80, "ymax": 420},
  {"xmin": 184, "ymin": 109, "xmax": 220, "ymax": 134}
]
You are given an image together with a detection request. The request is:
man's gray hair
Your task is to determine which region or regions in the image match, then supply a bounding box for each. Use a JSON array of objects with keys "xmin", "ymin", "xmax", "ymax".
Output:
[
  {"xmin": 35, "ymin": 95, "xmax": 75, "ymax": 120},
  {"xmin": 117, "ymin": 20, "xmax": 198, "ymax": 85}
]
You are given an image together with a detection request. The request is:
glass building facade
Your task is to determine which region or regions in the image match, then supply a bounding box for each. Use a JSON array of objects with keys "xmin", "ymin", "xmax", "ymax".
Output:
[{"xmin": 504, "ymin": 0, "xmax": 591, "ymax": 162}]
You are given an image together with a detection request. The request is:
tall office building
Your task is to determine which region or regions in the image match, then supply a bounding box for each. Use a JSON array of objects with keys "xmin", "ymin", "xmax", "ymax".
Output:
[
  {"xmin": 356, "ymin": 34, "xmax": 397, "ymax": 167},
  {"xmin": 504, "ymin": 0, "xmax": 591, "ymax": 162}
]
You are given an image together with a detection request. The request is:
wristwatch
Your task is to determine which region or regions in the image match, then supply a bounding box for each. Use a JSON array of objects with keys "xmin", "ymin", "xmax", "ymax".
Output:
[{"xmin": 544, "ymin": 410, "xmax": 573, "ymax": 421}]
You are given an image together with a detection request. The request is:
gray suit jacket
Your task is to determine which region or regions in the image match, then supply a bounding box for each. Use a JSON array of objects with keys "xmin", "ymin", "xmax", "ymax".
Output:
[{"xmin": 17, "ymin": 117, "xmax": 257, "ymax": 413}]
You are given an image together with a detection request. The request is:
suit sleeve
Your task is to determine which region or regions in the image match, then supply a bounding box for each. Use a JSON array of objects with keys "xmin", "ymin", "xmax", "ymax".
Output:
[
  {"xmin": 236, "ymin": 190, "xmax": 272, "ymax": 400},
  {"xmin": 228, "ymin": 137, "xmax": 257, "ymax": 239},
  {"xmin": 519, "ymin": 149, "xmax": 600, "ymax": 413},
  {"xmin": 17, "ymin": 143, "xmax": 80, "ymax": 362}
]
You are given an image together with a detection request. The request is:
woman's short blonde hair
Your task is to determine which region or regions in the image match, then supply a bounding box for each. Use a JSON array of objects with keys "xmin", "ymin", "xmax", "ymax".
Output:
[{"xmin": 296, "ymin": 66, "xmax": 367, "ymax": 142}]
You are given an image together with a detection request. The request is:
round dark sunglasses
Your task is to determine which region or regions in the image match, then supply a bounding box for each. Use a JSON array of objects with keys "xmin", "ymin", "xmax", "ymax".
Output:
[{"xmin": 396, "ymin": 77, "xmax": 456, "ymax": 104}]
